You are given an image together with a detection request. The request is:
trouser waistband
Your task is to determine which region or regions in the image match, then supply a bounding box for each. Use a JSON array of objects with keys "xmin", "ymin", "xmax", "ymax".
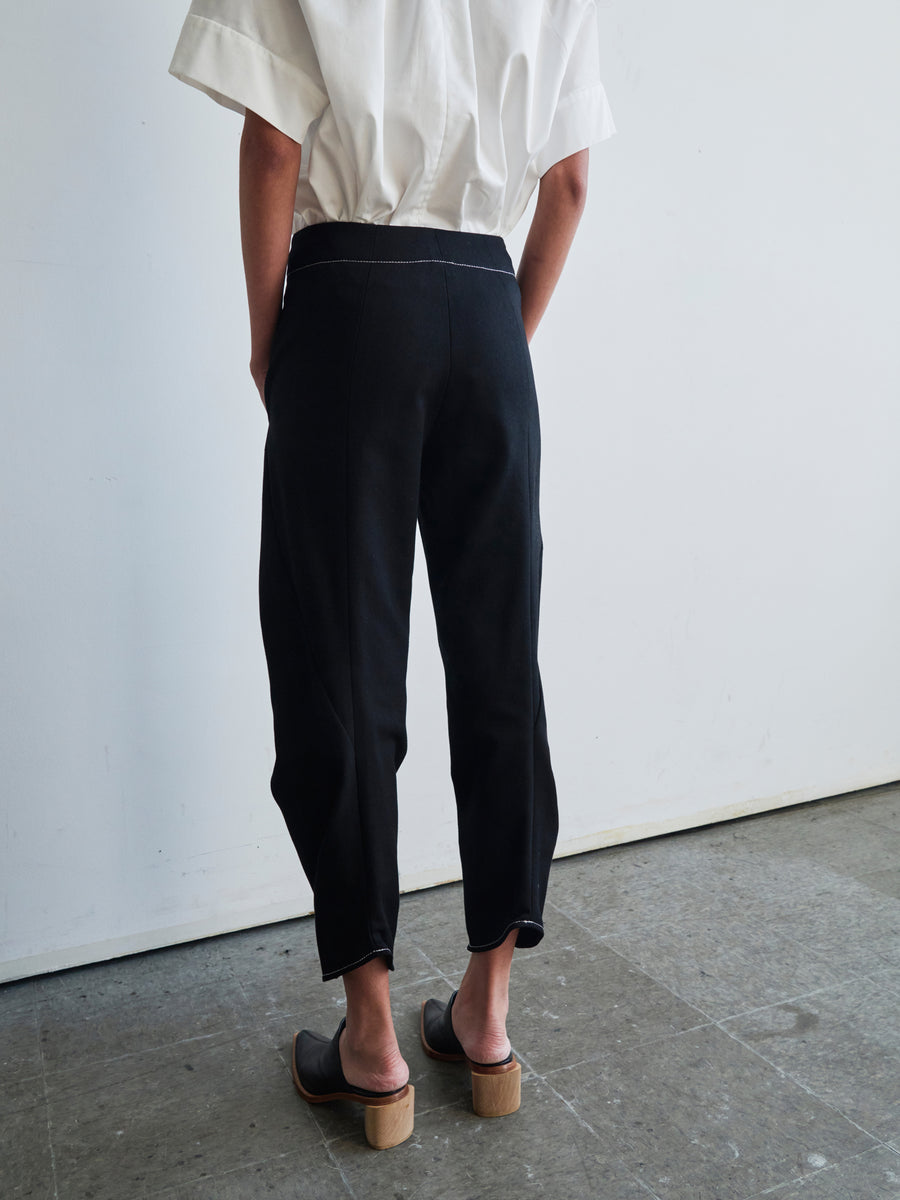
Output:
[{"xmin": 286, "ymin": 220, "xmax": 515, "ymax": 278}]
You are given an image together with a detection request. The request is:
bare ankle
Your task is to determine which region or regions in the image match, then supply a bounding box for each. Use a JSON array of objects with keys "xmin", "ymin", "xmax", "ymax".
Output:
[
  {"xmin": 339, "ymin": 1024, "xmax": 408, "ymax": 1091},
  {"xmin": 338, "ymin": 955, "xmax": 409, "ymax": 1089},
  {"xmin": 450, "ymin": 988, "xmax": 511, "ymax": 1063}
]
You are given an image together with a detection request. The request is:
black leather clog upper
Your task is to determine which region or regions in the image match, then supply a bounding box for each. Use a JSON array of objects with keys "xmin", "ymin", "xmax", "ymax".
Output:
[
  {"xmin": 422, "ymin": 991, "xmax": 467, "ymax": 1057},
  {"xmin": 294, "ymin": 1017, "xmax": 408, "ymax": 1099}
]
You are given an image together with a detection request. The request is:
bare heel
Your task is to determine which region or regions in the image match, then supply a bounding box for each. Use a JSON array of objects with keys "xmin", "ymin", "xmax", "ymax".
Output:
[
  {"xmin": 470, "ymin": 1060, "xmax": 521, "ymax": 1117},
  {"xmin": 363, "ymin": 1084, "xmax": 415, "ymax": 1149}
]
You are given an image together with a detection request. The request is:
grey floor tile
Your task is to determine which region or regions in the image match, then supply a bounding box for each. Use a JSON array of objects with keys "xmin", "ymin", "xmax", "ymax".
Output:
[
  {"xmin": 0, "ymin": 1071, "xmax": 45, "ymax": 1120},
  {"xmin": 856, "ymin": 868, "xmax": 900, "ymax": 901},
  {"xmin": 671, "ymin": 787, "xmax": 900, "ymax": 862},
  {"xmin": 551, "ymin": 1022, "xmax": 877, "ymax": 1200},
  {"xmin": 598, "ymin": 907, "xmax": 847, "ymax": 1021},
  {"xmin": 507, "ymin": 938, "xmax": 708, "ymax": 1076},
  {"xmin": 803, "ymin": 784, "xmax": 900, "ymax": 834},
  {"xmin": 216, "ymin": 917, "xmax": 344, "ymax": 1022},
  {"xmin": 551, "ymin": 816, "xmax": 861, "ymax": 937},
  {"xmin": 712, "ymin": 801, "xmax": 900, "ymax": 881},
  {"xmin": 720, "ymin": 976, "xmax": 900, "ymax": 1144},
  {"xmin": 662, "ymin": 843, "xmax": 848, "ymax": 919},
  {"xmin": 867, "ymin": 966, "xmax": 900, "ymax": 998},
  {"xmin": 743, "ymin": 1144, "xmax": 900, "ymax": 1199},
  {"xmin": 0, "ymin": 978, "xmax": 41, "ymax": 1085},
  {"xmin": 0, "ymin": 1076, "xmax": 54, "ymax": 1199},
  {"xmin": 395, "ymin": 880, "xmax": 472, "ymax": 978},
  {"xmin": 258, "ymin": 985, "xmax": 350, "ymax": 1046},
  {"xmin": 572, "ymin": 829, "xmax": 856, "ymax": 931},
  {"xmin": 761, "ymin": 889, "xmax": 900, "ymax": 974},
  {"xmin": 547, "ymin": 848, "xmax": 713, "ymax": 936},
  {"xmin": 44, "ymin": 1030, "xmax": 322, "ymax": 1200},
  {"xmin": 558, "ymin": 826, "xmax": 718, "ymax": 886},
  {"xmin": 647, "ymin": 832, "xmax": 900, "ymax": 974},
  {"xmin": 2, "ymin": 1103, "xmax": 55, "ymax": 1199},
  {"xmin": 540, "ymin": 902, "xmax": 615, "ymax": 944},
  {"xmin": 330, "ymin": 1076, "xmax": 650, "ymax": 1199},
  {"xmin": 35, "ymin": 947, "xmax": 254, "ymax": 1077},
  {"xmin": 169, "ymin": 1151, "xmax": 352, "ymax": 1199},
  {"xmin": 214, "ymin": 917, "xmax": 321, "ymax": 978},
  {"xmin": 710, "ymin": 862, "xmax": 900, "ymax": 931}
]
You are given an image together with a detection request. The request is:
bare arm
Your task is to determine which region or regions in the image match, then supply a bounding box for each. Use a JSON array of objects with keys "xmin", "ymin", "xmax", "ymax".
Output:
[
  {"xmin": 516, "ymin": 148, "xmax": 589, "ymax": 344},
  {"xmin": 239, "ymin": 109, "xmax": 303, "ymax": 406}
]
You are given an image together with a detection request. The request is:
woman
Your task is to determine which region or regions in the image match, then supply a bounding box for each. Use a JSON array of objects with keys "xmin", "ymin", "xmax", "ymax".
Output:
[{"xmin": 169, "ymin": 0, "xmax": 615, "ymax": 1149}]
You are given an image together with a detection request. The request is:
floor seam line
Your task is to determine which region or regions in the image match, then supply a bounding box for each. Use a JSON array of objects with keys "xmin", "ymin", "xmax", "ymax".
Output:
[{"xmin": 34, "ymin": 981, "xmax": 60, "ymax": 1200}]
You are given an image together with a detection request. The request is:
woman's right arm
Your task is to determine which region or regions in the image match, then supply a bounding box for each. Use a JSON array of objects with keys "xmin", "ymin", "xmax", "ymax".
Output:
[
  {"xmin": 516, "ymin": 148, "xmax": 589, "ymax": 344},
  {"xmin": 239, "ymin": 109, "xmax": 303, "ymax": 406}
]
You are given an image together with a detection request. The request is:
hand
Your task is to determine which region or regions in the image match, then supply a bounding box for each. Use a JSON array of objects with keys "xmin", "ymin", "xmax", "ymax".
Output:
[{"xmin": 250, "ymin": 359, "xmax": 268, "ymax": 409}]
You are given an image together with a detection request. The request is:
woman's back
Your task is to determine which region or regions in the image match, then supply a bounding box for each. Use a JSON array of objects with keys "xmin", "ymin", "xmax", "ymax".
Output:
[{"xmin": 169, "ymin": 0, "xmax": 615, "ymax": 236}]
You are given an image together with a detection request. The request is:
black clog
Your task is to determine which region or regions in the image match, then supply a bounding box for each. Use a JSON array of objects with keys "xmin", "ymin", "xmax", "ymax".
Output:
[
  {"xmin": 419, "ymin": 991, "xmax": 521, "ymax": 1117},
  {"xmin": 420, "ymin": 990, "xmax": 514, "ymax": 1066},
  {"xmin": 291, "ymin": 1018, "xmax": 414, "ymax": 1149}
]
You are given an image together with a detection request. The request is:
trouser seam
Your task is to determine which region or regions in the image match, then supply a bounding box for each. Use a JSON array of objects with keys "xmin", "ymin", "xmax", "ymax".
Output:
[
  {"xmin": 423, "ymin": 229, "xmax": 454, "ymax": 444},
  {"xmin": 527, "ymin": 417, "xmax": 538, "ymax": 920},
  {"xmin": 344, "ymin": 235, "xmax": 378, "ymax": 959}
]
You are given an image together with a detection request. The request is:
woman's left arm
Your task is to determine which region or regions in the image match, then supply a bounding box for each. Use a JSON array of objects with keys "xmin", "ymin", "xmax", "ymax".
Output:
[{"xmin": 239, "ymin": 109, "xmax": 303, "ymax": 407}]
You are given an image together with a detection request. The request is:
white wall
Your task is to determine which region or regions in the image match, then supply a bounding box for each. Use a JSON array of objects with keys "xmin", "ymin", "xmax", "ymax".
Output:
[{"xmin": 2, "ymin": 1, "xmax": 898, "ymax": 982}]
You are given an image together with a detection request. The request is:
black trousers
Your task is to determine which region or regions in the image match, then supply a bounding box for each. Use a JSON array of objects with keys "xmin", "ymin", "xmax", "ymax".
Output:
[{"xmin": 259, "ymin": 221, "xmax": 559, "ymax": 981}]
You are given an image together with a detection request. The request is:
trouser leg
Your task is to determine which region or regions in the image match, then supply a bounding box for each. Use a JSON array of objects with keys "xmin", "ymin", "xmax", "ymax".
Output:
[
  {"xmin": 259, "ymin": 245, "xmax": 445, "ymax": 980},
  {"xmin": 417, "ymin": 247, "xmax": 560, "ymax": 953}
]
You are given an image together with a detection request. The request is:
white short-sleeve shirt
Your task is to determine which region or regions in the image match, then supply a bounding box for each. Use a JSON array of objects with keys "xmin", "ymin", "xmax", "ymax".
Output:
[{"xmin": 169, "ymin": 0, "xmax": 616, "ymax": 238}]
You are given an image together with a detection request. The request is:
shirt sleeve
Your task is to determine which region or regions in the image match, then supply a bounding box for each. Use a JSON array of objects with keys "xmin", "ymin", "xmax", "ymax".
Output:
[
  {"xmin": 534, "ymin": 0, "xmax": 617, "ymax": 177},
  {"xmin": 168, "ymin": 0, "xmax": 328, "ymax": 145}
]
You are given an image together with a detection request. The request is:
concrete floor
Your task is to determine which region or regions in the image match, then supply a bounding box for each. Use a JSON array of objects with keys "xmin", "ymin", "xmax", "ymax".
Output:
[{"xmin": 3, "ymin": 781, "xmax": 900, "ymax": 1200}]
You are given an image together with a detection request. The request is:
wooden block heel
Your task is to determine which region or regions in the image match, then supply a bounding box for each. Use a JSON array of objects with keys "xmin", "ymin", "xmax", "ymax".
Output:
[
  {"xmin": 291, "ymin": 1022, "xmax": 414, "ymax": 1150},
  {"xmin": 363, "ymin": 1084, "xmax": 415, "ymax": 1150},
  {"xmin": 470, "ymin": 1058, "xmax": 521, "ymax": 1117},
  {"xmin": 421, "ymin": 993, "xmax": 523, "ymax": 1118}
]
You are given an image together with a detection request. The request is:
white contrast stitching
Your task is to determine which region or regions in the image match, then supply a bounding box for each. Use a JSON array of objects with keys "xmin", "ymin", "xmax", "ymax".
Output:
[
  {"xmin": 328, "ymin": 947, "xmax": 393, "ymax": 975},
  {"xmin": 288, "ymin": 257, "xmax": 515, "ymax": 277}
]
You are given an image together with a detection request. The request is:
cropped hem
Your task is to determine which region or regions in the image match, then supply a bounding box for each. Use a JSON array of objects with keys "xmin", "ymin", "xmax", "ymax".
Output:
[
  {"xmin": 467, "ymin": 920, "xmax": 545, "ymax": 954},
  {"xmin": 321, "ymin": 946, "xmax": 394, "ymax": 982}
]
